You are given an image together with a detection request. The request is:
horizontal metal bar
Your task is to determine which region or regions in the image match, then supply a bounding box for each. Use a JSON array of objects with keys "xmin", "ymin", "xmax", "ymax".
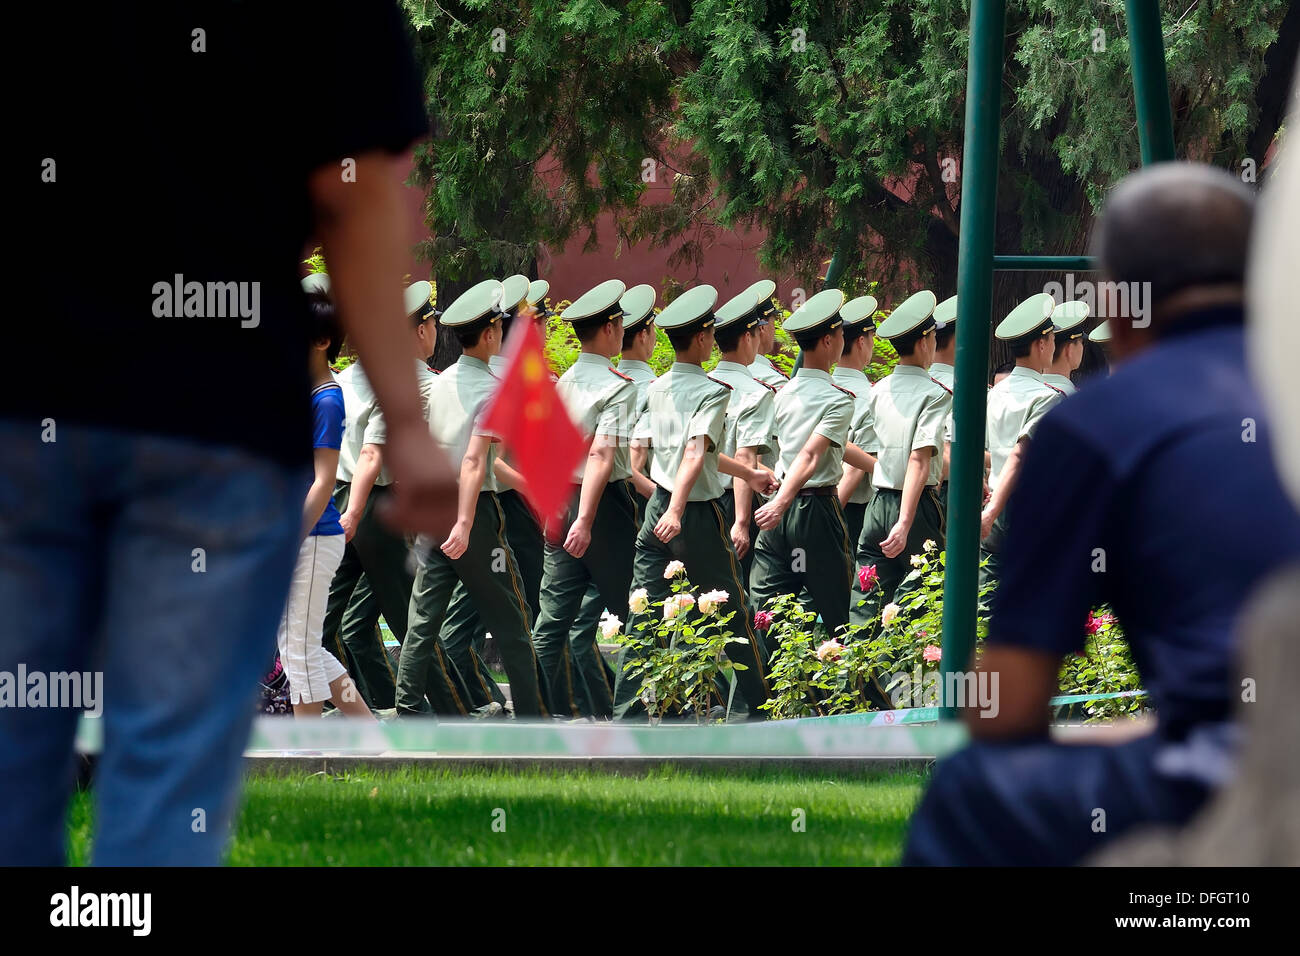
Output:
[{"xmin": 992, "ymin": 255, "xmax": 1098, "ymax": 271}]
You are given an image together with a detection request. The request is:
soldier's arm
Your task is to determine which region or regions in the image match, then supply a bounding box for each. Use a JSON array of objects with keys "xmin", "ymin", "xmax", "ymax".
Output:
[
  {"xmin": 654, "ymin": 437, "xmax": 708, "ymax": 542},
  {"xmin": 441, "ymin": 434, "xmax": 491, "ymax": 559},
  {"xmin": 754, "ymin": 433, "xmax": 833, "ymax": 529},
  {"xmin": 982, "ymin": 438, "xmax": 1029, "ymax": 535},
  {"xmin": 567, "ymin": 437, "xmax": 617, "ymax": 558},
  {"xmin": 837, "ymin": 443, "xmax": 876, "ymax": 506},
  {"xmin": 341, "ymin": 443, "xmax": 383, "ymax": 541},
  {"xmin": 718, "ymin": 452, "xmax": 776, "ymax": 494},
  {"xmin": 879, "ymin": 448, "xmax": 933, "ymax": 558},
  {"xmin": 629, "ymin": 446, "xmax": 656, "ymax": 498},
  {"xmin": 730, "ymin": 446, "xmax": 759, "ymax": 557}
]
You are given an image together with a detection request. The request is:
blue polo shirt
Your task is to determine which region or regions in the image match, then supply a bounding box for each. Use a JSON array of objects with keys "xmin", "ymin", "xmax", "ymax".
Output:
[
  {"xmin": 992, "ymin": 307, "xmax": 1300, "ymax": 737},
  {"xmin": 311, "ymin": 382, "xmax": 345, "ymax": 536}
]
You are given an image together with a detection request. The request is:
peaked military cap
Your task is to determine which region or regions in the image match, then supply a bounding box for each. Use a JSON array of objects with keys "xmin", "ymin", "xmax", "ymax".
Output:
[
  {"xmin": 877, "ymin": 290, "xmax": 938, "ymax": 340},
  {"xmin": 840, "ymin": 294, "xmax": 879, "ymax": 330},
  {"xmin": 1052, "ymin": 300, "xmax": 1090, "ymax": 341},
  {"xmin": 996, "ymin": 293, "xmax": 1056, "ymax": 344},
  {"xmin": 714, "ymin": 286, "xmax": 763, "ymax": 332},
  {"xmin": 620, "ymin": 283, "xmax": 657, "ymax": 331},
  {"xmin": 740, "ymin": 279, "xmax": 779, "ymax": 324},
  {"xmin": 785, "ymin": 289, "xmax": 846, "ymax": 338},
  {"xmin": 440, "ymin": 279, "xmax": 503, "ymax": 329},
  {"xmin": 561, "ymin": 279, "xmax": 626, "ymax": 327},
  {"xmin": 656, "ymin": 285, "xmax": 718, "ymax": 336},
  {"xmin": 1088, "ymin": 319, "xmax": 1112, "ymax": 343},
  {"xmin": 525, "ymin": 279, "xmax": 552, "ymax": 318},
  {"xmin": 933, "ymin": 295, "xmax": 958, "ymax": 330},
  {"xmin": 499, "ymin": 274, "xmax": 531, "ymax": 314},
  {"xmin": 301, "ymin": 273, "xmax": 331, "ymax": 297},
  {"xmin": 404, "ymin": 280, "xmax": 436, "ymax": 322}
]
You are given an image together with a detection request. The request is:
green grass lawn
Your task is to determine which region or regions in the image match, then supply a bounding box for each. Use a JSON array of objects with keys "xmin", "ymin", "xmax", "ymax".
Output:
[{"xmin": 67, "ymin": 766, "xmax": 926, "ymax": 865}]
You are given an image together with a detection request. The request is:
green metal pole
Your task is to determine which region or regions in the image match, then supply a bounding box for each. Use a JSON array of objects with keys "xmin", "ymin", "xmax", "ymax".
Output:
[
  {"xmin": 938, "ymin": 0, "xmax": 1006, "ymax": 718},
  {"xmin": 1124, "ymin": 0, "xmax": 1176, "ymax": 164}
]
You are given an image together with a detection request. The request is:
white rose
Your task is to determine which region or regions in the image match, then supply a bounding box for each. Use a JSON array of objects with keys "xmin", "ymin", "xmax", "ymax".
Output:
[
  {"xmin": 881, "ymin": 603, "xmax": 901, "ymax": 626},
  {"xmin": 910, "ymin": 554, "xmax": 925, "ymax": 568},
  {"xmin": 698, "ymin": 589, "xmax": 729, "ymax": 616},
  {"xmin": 664, "ymin": 560, "xmax": 686, "ymax": 579},
  {"xmin": 628, "ymin": 588, "xmax": 649, "ymax": 614},
  {"xmin": 598, "ymin": 611, "xmax": 623, "ymax": 641}
]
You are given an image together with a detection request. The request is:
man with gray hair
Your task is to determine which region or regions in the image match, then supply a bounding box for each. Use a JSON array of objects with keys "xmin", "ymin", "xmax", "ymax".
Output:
[{"xmin": 904, "ymin": 162, "xmax": 1300, "ymax": 866}]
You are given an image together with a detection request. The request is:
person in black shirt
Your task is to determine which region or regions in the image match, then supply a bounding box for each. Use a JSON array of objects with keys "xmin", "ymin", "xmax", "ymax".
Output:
[
  {"xmin": 1, "ymin": 2, "xmax": 457, "ymax": 865},
  {"xmin": 904, "ymin": 163, "xmax": 1300, "ymax": 866}
]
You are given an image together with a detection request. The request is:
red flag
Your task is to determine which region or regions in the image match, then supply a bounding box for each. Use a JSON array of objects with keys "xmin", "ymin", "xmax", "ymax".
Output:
[{"xmin": 481, "ymin": 308, "xmax": 586, "ymax": 523}]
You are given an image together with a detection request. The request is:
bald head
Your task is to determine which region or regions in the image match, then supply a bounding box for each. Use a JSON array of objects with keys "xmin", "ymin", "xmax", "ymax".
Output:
[{"xmin": 1092, "ymin": 163, "xmax": 1255, "ymax": 324}]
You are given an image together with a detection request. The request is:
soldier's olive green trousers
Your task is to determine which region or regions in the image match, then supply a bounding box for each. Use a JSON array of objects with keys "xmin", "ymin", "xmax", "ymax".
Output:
[
  {"xmin": 440, "ymin": 489, "xmax": 543, "ymax": 710},
  {"xmin": 613, "ymin": 488, "xmax": 772, "ymax": 720},
  {"xmin": 843, "ymin": 501, "xmax": 869, "ymax": 560},
  {"xmin": 749, "ymin": 492, "xmax": 854, "ymax": 636},
  {"xmin": 851, "ymin": 486, "xmax": 946, "ymax": 629},
  {"xmin": 320, "ymin": 482, "xmax": 414, "ymax": 710},
  {"xmin": 978, "ymin": 510, "xmax": 1009, "ymax": 604},
  {"xmin": 719, "ymin": 487, "xmax": 763, "ymax": 590},
  {"xmin": 396, "ymin": 492, "xmax": 547, "ymax": 718},
  {"xmin": 534, "ymin": 480, "xmax": 638, "ymax": 717}
]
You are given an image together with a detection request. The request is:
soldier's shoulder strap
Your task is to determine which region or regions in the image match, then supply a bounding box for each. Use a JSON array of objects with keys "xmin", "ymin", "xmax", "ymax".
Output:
[
  {"xmin": 707, "ymin": 375, "xmax": 733, "ymax": 391},
  {"xmin": 757, "ymin": 379, "xmax": 779, "ymax": 393},
  {"xmin": 930, "ymin": 376, "xmax": 952, "ymax": 395},
  {"xmin": 608, "ymin": 366, "xmax": 634, "ymax": 383},
  {"xmin": 831, "ymin": 382, "xmax": 856, "ymax": 399}
]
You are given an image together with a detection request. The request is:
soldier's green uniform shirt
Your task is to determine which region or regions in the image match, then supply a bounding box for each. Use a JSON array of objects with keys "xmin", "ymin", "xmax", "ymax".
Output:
[
  {"xmin": 710, "ymin": 360, "xmax": 778, "ymax": 465},
  {"xmin": 1042, "ymin": 372, "xmax": 1077, "ymax": 396},
  {"xmin": 621, "ymin": 358, "xmax": 657, "ymax": 448},
  {"xmin": 749, "ymin": 354, "xmax": 789, "ymax": 391},
  {"xmin": 771, "ymin": 369, "xmax": 855, "ymax": 484},
  {"xmin": 985, "ymin": 366, "xmax": 1064, "ymax": 494},
  {"xmin": 336, "ymin": 359, "xmax": 437, "ymax": 485},
  {"xmin": 426, "ymin": 355, "xmax": 500, "ymax": 492},
  {"xmin": 831, "ymin": 365, "xmax": 873, "ymax": 504},
  {"xmin": 556, "ymin": 353, "xmax": 638, "ymax": 480},
  {"xmin": 644, "ymin": 363, "xmax": 730, "ymax": 500},
  {"xmin": 928, "ymin": 361, "xmax": 955, "ymax": 443},
  {"xmin": 856, "ymin": 365, "xmax": 950, "ymax": 489}
]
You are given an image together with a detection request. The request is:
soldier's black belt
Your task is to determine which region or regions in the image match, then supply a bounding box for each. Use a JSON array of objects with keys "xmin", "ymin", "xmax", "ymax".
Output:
[{"xmin": 795, "ymin": 485, "xmax": 837, "ymax": 498}]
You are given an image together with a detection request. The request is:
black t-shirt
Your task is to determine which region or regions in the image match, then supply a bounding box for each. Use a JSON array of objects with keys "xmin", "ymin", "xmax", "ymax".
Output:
[{"xmin": 10, "ymin": 2, "xmax": 428, "ymax": 466}]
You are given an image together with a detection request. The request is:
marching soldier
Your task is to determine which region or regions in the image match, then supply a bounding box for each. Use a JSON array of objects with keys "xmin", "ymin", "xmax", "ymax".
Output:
[
  {"xmin": 745, "ymin": 279, "xmax": 791, "ymax": 391},
  {"xmin": 832, "ymin": 294, "xmax": 879, "ymax": 549},
  {"xmin": 1044, "ymin": 300, "xmax": 1090, "ymax": 396},
  {"xmin": 530, "ymin": 280, "xmax": 641, "ymax": 718},
  {"xmin": 748, "ymin": 290, "xmax": 870, "ymax": 636},
  {"xmin": 980, "ymin": 293, "xmax": 1065, "ymax": 593},
  {"xmin": 396, "ymin": 280, "xmax": 549, "ymax": 718},
  {"xmin": 563, "ymin": 282, "xmax": 660, "ymax": 718},
  {"xmin": 613, "ymin": 285, "xmax": 778, "ymax": 720},
  {"xmin": 711, "ymin": 286, "xmax": 780, "ymax": 587},
  {"xmin": 929, "ymin": 295, "xmax": 958, "ymax": 512},
  {"xmin": 321, "ymin": 280, "xmax": 440, "ymax": 710},
  {"xmin": 437, "ymin": 274, "xmax": 542, "ymax": 712},
  {"xmin": 846, "ymin": 291, "xmax": 952, "ymax": 624},
  {"xmin": 619, "ymin": 283, "xmax": 660, "ymax": 513}
]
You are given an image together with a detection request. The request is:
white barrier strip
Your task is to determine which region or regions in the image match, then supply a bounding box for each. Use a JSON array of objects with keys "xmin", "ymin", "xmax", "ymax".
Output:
[{"xmin": 75, "ymin": 714, "xmax": 964, "ymax": 759}]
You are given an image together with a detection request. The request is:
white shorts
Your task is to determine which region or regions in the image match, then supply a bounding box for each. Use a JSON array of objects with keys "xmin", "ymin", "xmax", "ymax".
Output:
[{"xmin": 276, "ymin": 533, "xmax": 348, "ymax": 704}]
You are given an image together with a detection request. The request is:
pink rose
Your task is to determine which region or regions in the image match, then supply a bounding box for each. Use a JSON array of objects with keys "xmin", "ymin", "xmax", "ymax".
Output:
[
  {"xmin": 816, "ymin": 640, "xmax": 844, "ymax": 662},
  {"xmin": 858, "ymin": 565, "xmax": 879, "ymax": 592},
  {"xmin": 922, "ymin": 645, "xmax": 942, "ymax": 663},
  {"xmin": 754, "ymin": 610, "xmax": 774, "ymax": 631}
]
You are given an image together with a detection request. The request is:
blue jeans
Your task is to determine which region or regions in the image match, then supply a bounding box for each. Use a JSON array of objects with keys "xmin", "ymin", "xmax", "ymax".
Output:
[{"xmin": 0, "ymin": 421, "xmax": 304, "ymax": 865}]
